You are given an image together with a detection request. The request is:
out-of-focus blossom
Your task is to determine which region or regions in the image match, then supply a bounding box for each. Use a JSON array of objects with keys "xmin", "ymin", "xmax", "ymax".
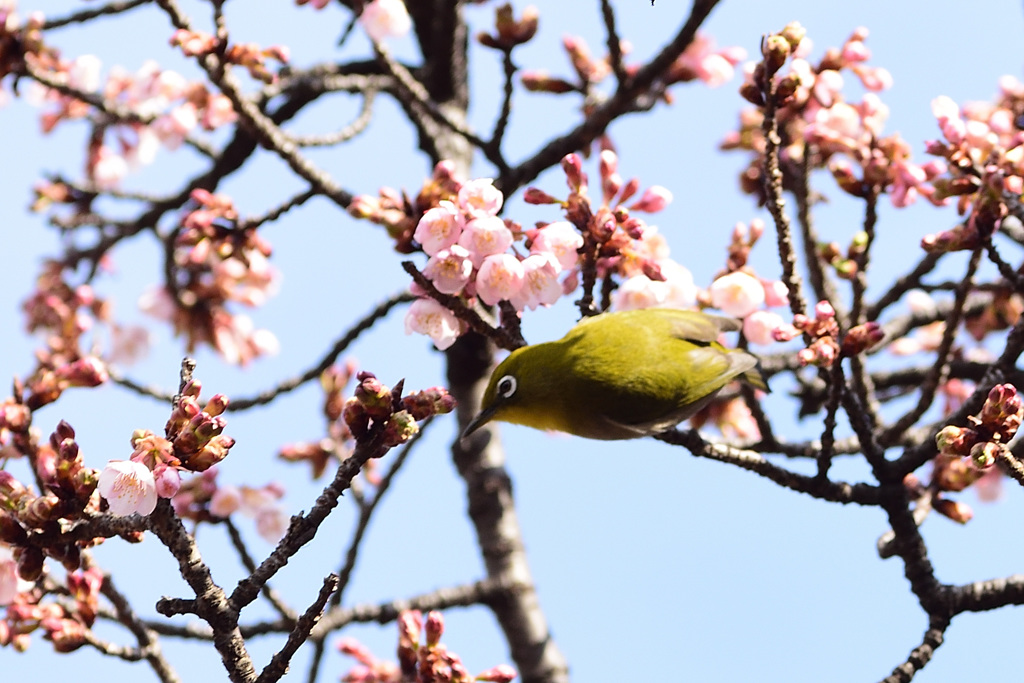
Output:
[
  {"xmin": 743, "ymin": 310, "xmax": 786, "ymax": 346},
  {"xmin": 359, "ymin": 0, "xmax": 411, "ymax": 42},
  {"xmin": 709, "ymin": 271, "xmax": 765, "ymax": 318},
  {"xmin": 209, "ymin": 484, "xmax": 242, "ymax": 518}
]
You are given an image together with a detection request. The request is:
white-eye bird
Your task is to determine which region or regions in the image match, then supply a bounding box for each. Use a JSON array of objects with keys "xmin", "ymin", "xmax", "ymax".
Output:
[{"xmin": 463, "ymin": 308, "xmax": 768, "ymax": 440}]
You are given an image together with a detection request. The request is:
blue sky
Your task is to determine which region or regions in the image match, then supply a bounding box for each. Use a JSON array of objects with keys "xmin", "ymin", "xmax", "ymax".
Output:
[{"xmin": 3, "ymin": 1, "xmax": 1024, "ymax": 681}]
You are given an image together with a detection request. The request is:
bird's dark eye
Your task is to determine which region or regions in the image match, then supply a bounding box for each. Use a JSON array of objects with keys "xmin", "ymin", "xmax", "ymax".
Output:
[{"xmin": 497, "ymin": 375, "xmax": 517, "ymax": 399}]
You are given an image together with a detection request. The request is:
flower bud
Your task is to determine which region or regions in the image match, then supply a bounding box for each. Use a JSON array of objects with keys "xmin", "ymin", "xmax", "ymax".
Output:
[
  {"xmin": 475, "ymin": 665, "xmax": 519, "ymax": 683},
  {"xmin": 16, "ymin": 545, "xmax": 45, "ymax": 581},
  {"xmin": 520, "ymin": 71, "xmax": 576, "ymax": 94},
  {"xmin": 560, "ymin": 154, "xmax": 587, "ymax": 194},
  {"xmin": 425, "ymin": 610, "xmax": 444, "ymax": 648},
  {"xmin": 933, "ymin": 497, "xmax": 973, "ymax": 524},
  {"xmin": 343, "ymin": 398, "xmax": 370, "ymax": 439},
  {"xmin": 970, "ymin": 441, "xmax": 1000, "ymax": 469},
  {"xmin": 935, "ymin": 425, "xmax": 977, "ymax": 457},
  {"xmin": 397, "ymin": 610, "xmax": 422, "ymax": 675},
  {"xmin": 523, "ymin": 187, "xmax": 560, "ymax": 205},
  {"xmin": 0, "ymin": 510, "xmax": 28, "ymax": 544},
  {"xmin": 55, "ymin": 357, "xmax": 108, "ymax": 388},
  {"xmin": 354, "ymin": 372, "xmax": 393, "ymax": 422},
  {"xmin": 761, "ymin": 34, "xmax": 790, "ymax": 75},
  {"xmin": 841, "ymin": 322, "xmax": 884, "ymax": 355},
  {"xmin": 779, "ymin": 21, "xmax": 806, "ymax": 52},
  {"xmin": 381, "ymin": 411, "xmax": 419, "ymax": 448},
  {"xmin": 204, "ymin": 394, "xmax": 229, "ymax": 417}
]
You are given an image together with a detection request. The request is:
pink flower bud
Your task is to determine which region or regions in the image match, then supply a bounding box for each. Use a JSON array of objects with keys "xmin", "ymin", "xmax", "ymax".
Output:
[
  {"xmin": 841, "ymin": 322, "xmax": 884, "ymax": 355},
  {"xmin": 628, "ymin": 185, "xmax": 672, "ymax": 213},
  {"xmin": 475, "ymin": 665, "xmax": 518, "ymax": 683},
  {"xmin": 561, "ymin": 154, "xmax": 587, "ymax": 193},
  {"xmin": 425, "ymin": 610, "xmax": 444, "ymax": 647},
  {"xmin": 154, "ymin": 465, "xmax": 181, "ymax": 498},
  {"xmin": 523, "ymin": 187, "xmax": 560, "ymax": 205}
]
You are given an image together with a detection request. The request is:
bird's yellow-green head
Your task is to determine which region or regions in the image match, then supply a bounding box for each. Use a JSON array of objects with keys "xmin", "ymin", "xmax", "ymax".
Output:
[{"xmin": 463, "ymin": 308, "xmax": 768, "ymax": 441}]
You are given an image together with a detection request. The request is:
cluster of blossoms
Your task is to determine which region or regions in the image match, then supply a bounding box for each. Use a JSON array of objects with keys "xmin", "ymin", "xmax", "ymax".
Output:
[
  {"xmin": 936, "ymin": 384, "xmax": 1022, "ymax": 472},
  {"xmin": 0, "ymin": 422, "xmax": 101, "ymax": 582},
  {"xmin": 22, "ymin": 47, "xmax": 238, "ymax": 189},
  {"xmin": 140, "ymin": 189, "xmax": 280, "ymax": 366},
  {"xmin": 521, "ymin": 31, "xmax": 744, "ymax": 97},
  {"xmin": 769, "ymin": 300, "xmax": 882, "ymax": 368},
  {"xmin": 351, "ymin": 161, "xmax": 587, "ymax": 349},
  {"xmin": 887, "ymin": 288, "xmax": 1019, "ymax": 362},
  {"xmin": 96, "ymin": 380, "xmax": 234, "ymax": 517},
  {"xmin": 281, "ymin": 365, "xmax": 454, "ymax": 488},
  {"xmin": 19, "ymin": 263, "xmax": 109, "ymax": 410},
  {"xmin": 724, "ymin": 23, "xmax": 944, "ymax": 213},
  {"xmin": 0, "ymin": 561, "xmax": 104, "ymax": 653},
  {"xmin": 542, "ymin": 151, "xmax": 689, "ymax": 314},
  {"xmin": 920, "ymin": 76, "xmax": 1024, "ymax": 253},
  {"xmin": 910, "ymin": 383, "xmax": 1024, "ymax": 524},
  {"xmin": 338, "ymin": 610, "xmax": 516, "ymax": 683},
  {"xmin": 169, "ymin": 468, "xmax": 287, "ymax": 544}
]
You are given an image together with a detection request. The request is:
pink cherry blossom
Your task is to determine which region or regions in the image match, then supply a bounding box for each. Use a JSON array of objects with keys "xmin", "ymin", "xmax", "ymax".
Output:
[
  {"xmin": 0, "ymin": 545, "xmax": 33, "ymax": 606},
  {"xmin": 512, "ymin": 254, "xmax": 561, "ymax": 311},
  {"xmin": 414, "ymin": 201, "xmax": 463, "ymax": 256},
  {"xmin": 405, "ymin": 298, "xmax": 462, "ymax": 350},
  {"xmin": 476, "ymin": 254, "xmax": 525, "ymax": 306},
  {"xmin": 359, "ymin": 0, "xmax": 411, "ymax": 42},
  {"xmin": 423, "ymin": 245, "xmax": 473, "ymax": 294},
  {"xmin": 932, "ymin": 95, "xmax": 966, "ymax": 145},
  {"xmin": 153, "ymin": 102, "xmax": 198, "ymax": 149},
  {"xmin": 709, "ymin": 271, "xmax": 765, "ymax": 318},
  {"xmin": 68, "ymin": 54, "xmax": 102, "ymax": 93},
  {"xmin": 98, "ymin": 460, "xmax": 158, "ymax": 516},
  {"xmin": 743, "ymin": 310, "xmax": 786, "ymax": 346},
  {"xmin": 762, "ymin": 279, "xmax": 790, "ymax": 308},
  {"xmin": 611, "ymin": 260, "xmax": 697, "ymax": 312},
  {"xmin": 457, "ymin": 178, "xmax": 503, "ymax": 218},
  {"xmin": 209, "ymin": 484, "xmax": 242, "ymax": 517},
  {"xmin": 530, "ymin": 221, "xmax": 583, "ymax": 271},
  {"xmin": 89, "ymin": 145, "xmax": 128, "ymax": 189},
  {"xmin": 255, "ymin": 505, "xmax": 287, "ymax": 543},
  {"xmin": 457, "ymin": 216, "xmax": 513, "ymax": 268},
  {"xmin": 610, "ymin": 274, "xmax": 664, "ymax": 311}
]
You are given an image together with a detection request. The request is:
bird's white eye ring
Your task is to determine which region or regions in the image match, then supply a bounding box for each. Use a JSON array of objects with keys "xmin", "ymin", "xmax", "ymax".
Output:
[{"xmin": 497, "ymin": 375, "xmax": 517, "ymax": 399}]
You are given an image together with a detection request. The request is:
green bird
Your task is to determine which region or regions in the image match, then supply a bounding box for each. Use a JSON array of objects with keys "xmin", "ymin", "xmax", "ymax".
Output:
[{"xmin": 463, "ymin": 308, "xmax": 768, "ymax": 440}]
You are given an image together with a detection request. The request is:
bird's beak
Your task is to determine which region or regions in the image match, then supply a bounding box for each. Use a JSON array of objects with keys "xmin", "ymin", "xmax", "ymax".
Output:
[{"xmin": 461, "ymin": 404, "xmax": 497, "ymax": 441}]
